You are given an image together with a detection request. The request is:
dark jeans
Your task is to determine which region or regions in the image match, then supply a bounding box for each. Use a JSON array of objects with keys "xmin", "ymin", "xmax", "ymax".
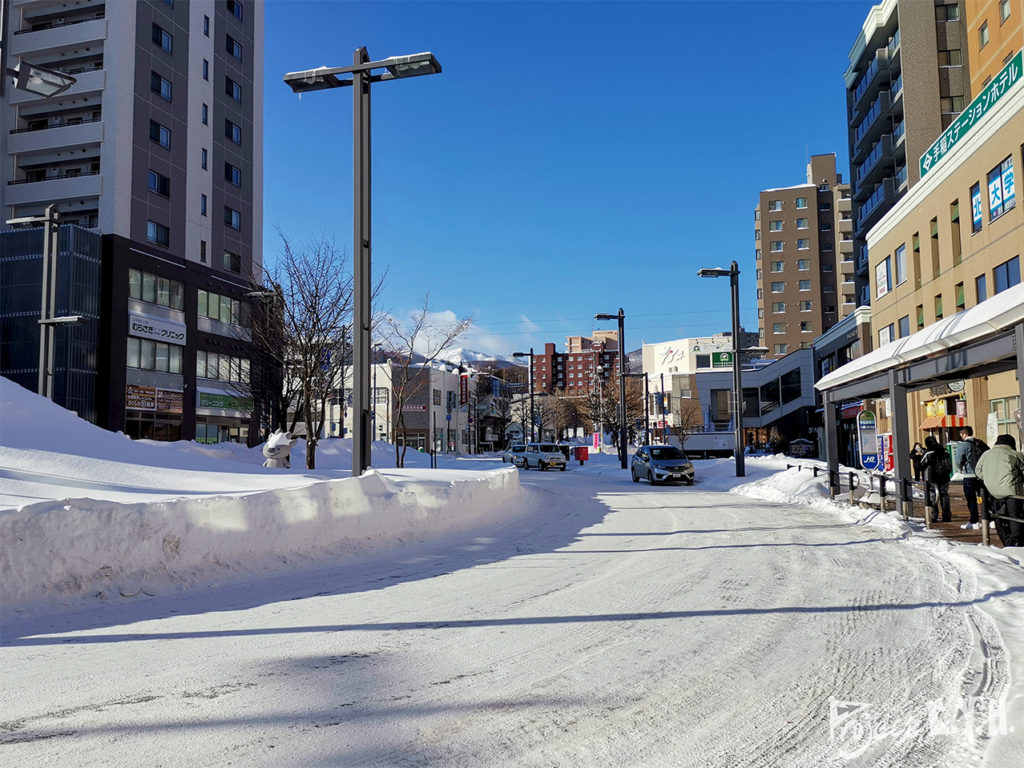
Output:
[
  {"xmin": 962, "ymin": 476, "xmax": 983, "ymax": 524},
  {"xmin": 927, "ymin": 481, "xmax": 951, "ymax": 521}
]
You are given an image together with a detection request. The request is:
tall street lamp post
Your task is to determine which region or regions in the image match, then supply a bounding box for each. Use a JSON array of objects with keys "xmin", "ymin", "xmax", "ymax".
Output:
[
  {"xmin": 512, "ymin": 349, "xmax": 534, "ymax": 443},
  {"xmin": 697, "ymin": 261, "xmax": 745, "ymax": 477},
  {"xmin": 284, "ymin": 49, "xmax": 441, "ymax": 477},
  {"xmin": 595, "ymin": 309, "xmax": 627, "ymax": 469}
]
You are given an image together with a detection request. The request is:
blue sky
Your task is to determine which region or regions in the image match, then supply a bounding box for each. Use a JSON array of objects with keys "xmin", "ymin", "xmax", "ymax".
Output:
[{"xmin": 263, "ymin": 0, "xmax": 874, "ymax": 356}]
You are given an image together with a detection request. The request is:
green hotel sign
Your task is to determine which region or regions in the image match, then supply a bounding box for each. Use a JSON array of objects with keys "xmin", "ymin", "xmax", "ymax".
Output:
[{"xmin": 920, "ymin": 49, "xmax": 1022, "ymax": 178}]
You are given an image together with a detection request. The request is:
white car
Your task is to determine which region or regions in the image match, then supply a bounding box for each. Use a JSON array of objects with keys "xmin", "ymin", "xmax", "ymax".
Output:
[
  {"xmin": 502, "ymin": 445, "xmax": 526, "ymax": 466},
  {"xmin": 523, "ymin": 443, "xmax": 567, "ymax": 471}
]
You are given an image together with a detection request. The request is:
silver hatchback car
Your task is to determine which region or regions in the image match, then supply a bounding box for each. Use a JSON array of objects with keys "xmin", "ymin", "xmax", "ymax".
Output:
[{"xmin": 631, "ymin": 445, "xmax": 695, "ymax": 485}]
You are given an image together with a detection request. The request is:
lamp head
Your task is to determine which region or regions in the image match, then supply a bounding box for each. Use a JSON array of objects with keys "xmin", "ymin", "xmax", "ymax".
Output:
[
  {"xmin": 382, "ymin": 52, "xmax": 441, "ymax": 79},
  {"xmin": 697, "ymin": 267, "xmax": 733, "ymax": 278}
]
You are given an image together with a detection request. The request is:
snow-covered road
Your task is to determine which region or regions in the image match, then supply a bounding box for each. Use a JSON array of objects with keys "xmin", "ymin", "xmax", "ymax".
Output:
[{"xmin": 3, "ymin": 468, "xmax": 1015, "ymax": 767}]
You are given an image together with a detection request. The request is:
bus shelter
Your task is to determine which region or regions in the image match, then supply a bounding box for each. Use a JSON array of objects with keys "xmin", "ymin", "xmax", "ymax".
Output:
[{"xmin": 815, "ymin": 283, "xmax": 1024, "ymax": 516}]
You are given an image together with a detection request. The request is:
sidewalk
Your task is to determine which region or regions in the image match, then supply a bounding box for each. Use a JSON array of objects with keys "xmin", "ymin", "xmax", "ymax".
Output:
[{"xmin": 919, "ymin": 486, "xmax": 1004, "ymax": 548}]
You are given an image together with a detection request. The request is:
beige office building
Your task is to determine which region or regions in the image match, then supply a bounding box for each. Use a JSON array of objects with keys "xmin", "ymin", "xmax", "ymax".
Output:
[
  {"xmin": 866, "ymin": 51, "xmax": 1022, "ymax": 444},
  {"xmin": 755, "ymin": 154, "xmax": 853, "ymax": 360},
  {"xmin": 965, "ymin": 0, "xmax": 1024, "ymax": 95}
]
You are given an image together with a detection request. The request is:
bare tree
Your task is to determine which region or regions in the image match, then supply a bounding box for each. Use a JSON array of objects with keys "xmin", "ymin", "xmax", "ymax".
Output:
[
  {"xmin": 382, "ymin": 294, "xmax": 471, "ymax": 467},
  {"xmin": 673, "ymin": 397, "xmax": 705, "ymax": 449}
]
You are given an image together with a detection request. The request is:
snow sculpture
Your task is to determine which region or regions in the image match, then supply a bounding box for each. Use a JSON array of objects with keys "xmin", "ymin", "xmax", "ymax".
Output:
[{"xmin": 262, "ymin": 429, "xmax": 296, "ymax": 468}]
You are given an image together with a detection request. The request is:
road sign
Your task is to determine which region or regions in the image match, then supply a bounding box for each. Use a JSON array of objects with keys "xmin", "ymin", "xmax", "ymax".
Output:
[
  {"xmin": 858, "ymin": 411, "xmax": 880, "ymax": 470},
  {"xmin": 446, "ymin": 414, "xmax": 452, "ymax": 421}
]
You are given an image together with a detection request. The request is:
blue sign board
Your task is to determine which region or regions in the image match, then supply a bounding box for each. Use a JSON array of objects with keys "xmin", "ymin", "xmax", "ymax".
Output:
[{"xmin": 858, "ymin": 411, "xmax": 880, "ymax": 470}]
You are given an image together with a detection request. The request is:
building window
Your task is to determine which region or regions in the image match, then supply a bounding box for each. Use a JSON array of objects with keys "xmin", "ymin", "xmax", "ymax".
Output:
[
  {"xmin": 204, "ymin": 15, "xmax": 210, "ymax": 36},
  {"xmin": 129, "ymin": 268, "xmax": 184, "ymax": 309},
  {"xmin": 770, "ymin": 261, "xmax": 784, "ymax": 273},
  {"xmin": 224, "ymin": 207, "xmax": 241, "ymax": 230},
  {"xmin": 223, "ymin": 250, "xmax": 241, "ymax": 273},
  {"xmin": 226, "ymin": 34, "xmax": 243, "ymax": 60},
  {"xmin": 988, "ymin": 156, "xmax": 1016, "ymax": 221},
  {"xmin": 796, "ymin": 218, "xmax": 808, "ymax": 229},
  {"xmin": 798, "ymin": 279, "xmax": 812, "ymax": 291},
  {"xmin": 433, "ymin": 389, "xmax": 442, "ymax": 406},
  {"xmin": 994, "ymin": 256, "xmax": 1021, "ymax": 294},
  {"xmin": 201, "ymin": 148, "xmax": 208, "ymax": 170},
  {"xmin": 819, "ymin": 200, "xmax": 832, "ymax": 211},
  {"xmin": 203, "ymin": 59, "xmax": 209, "ymax": 81},
  {"xmin": 772, "ymin": 323, "xmax": 787, "ymax": 334},
  {"xmin": 771, "ymin": 281, "xmax": 785, "ymax": 293},
  {"xmin": 196, "ymin": 351, "xmax": 249, "ymax": 384},
  {"xmin": 202, "ymin": 103, "xmax": 208, "ymax": 125},
  {"xmin": 769, "ymin": 220, "xmax": 783, "ymax": 231},
  {"xmin": 1001, "ymin": 0, "xmax": 1012, "ymax": 23},
  {"xmin": 772, "ymin": 301, "xmax": 785, "ymax": 313},
  {"xmin": 797, "ymin": 259, "xmax": 810, "ymax": 270},
  {"xmin": 936, "ymin": 3, "xmax": 960, "ymax": 20},
  {"xmin": 200, "ymin": 240, "xmax": 207, "ymax": 263},
  {"xmin": 971, "ymin": 183, "xmax": 984, "ymax": 232},
  {"xmin": 756, "ymin": 268, "xmax": 763, "ymax": 279},
  {"xmin": 797, "ymin": 239, "xmax": 810, "ymax": 250},
  {"xmin": 894, "ymin": 243, "xmax": 907, "ymax": 285},
  {"xmin": 147, "ymin": 170, "xmax": 170, "ymax": 197},
  {"xmin": 198, "ymin": 290, "xmax": 241, "ymax": 325},
  {"xmin": 916, "ymin": 304, "xmax": 925, "ymax": 330},
  {"xmin": 774, "ymin": 344, "xmax": 789, "ymax": 355},
  {"xmin": 935, "ymin": 294, "xmax": 944, "ymax": 320},
  {"xmin": 200, "ymin": 194, "xmax": 208, "ymax": 216},
  {"xmin": 795, "ymin": 197, "xmax": 807, "ymax": 209},
  {"xmin": 898, "ymin": 316, "xmax": 910, "ymax": 337},
  {"xmin": 228, "ymin": 0, "xmax": 244, "ymax": 20},
  {"xmin": 937, "ymin": 49, "xmax": 962, "ymax": 66},
  {"xmin": 754, "ymin": 209, "xmax": 761, "ymax": 221},
  {"xmin": 146, "ymin": 220, "xmax": 170, "ymax": 247},
  {"xmin": 152, "ymin": 24, "xmax": 172, "ymax": 53},
  {"xmin": 955, "ymin": 281, "xmax": 966, "ymax": 312},
  {"xmin": 941, "ymin": 96, "xmax": 966, "ymax": 113},
  {"xmin": 980, "ymin": 20, "xmax": 989, "ymax": 48},
  {"xmin": 799, "ymin": 300, "xmax": 812, "ymax": 311},
  {"xmin": 770, "ymin": 241, "xmax": 784, "ymax": 252},
  {"xmin": 876, "ymin": 256, "xmax": 892, "ymax": 298},
  {"xmin": 225, "ymin": 119, "xmax": 241, "ymax": 144},
  {"xmin": 976, "ymin": 274, "xmax": 987, "ymax": 303},
  {"xmin": 755, "ymin": 249, "xmax": 762, "ymax": 260},
  {"xmin": 225, "ymin": 162, "xmax": 242, "ymax": 186},
  {"xmin": 225, "ymin": 76, "xmax": 242, "ymax": 102},
  {"xmin": 768, "ymin": 200, "xmax": 782, "ymax": 211},
  {"xmin": 879, "ymin": 324, "xmax": 894, "ymax": 346},
  {"xmin": 800, "ymin": 321, "xmax": 813, "ymax": 333},
  {"xmin": 151, "ymin": 71, "xmax": 172, "ymax": 101},
  {"xmin": 127, "ymin": 337, "xmax": 182, "ymax": 374}
]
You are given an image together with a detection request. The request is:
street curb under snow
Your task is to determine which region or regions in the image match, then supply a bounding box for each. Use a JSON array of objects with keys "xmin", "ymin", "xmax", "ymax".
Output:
[{"xmin": 0, "ymin": 467, "xmax": 522, "ymax": 611}]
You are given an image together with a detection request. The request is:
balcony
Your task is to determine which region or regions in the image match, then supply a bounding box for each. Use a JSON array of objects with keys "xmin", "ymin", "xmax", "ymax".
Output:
[
  {"xmin": 8, "ymin": 119, "xmax": 103, "ymax": 154},
  {"xmin": 855, "ymin": 177, "xmax": 895, "ymax": 231},
  {"xmin": 10, "ymin": 17, "xmax": 106, "ymax": 57},
  {"xmin": 853, "ymin": 91, "xmax": 892, "ymax": 159},
  {"xmin": 5, "ymin": 171, "xmax": 103, "ymax": 206},
  {"xmin": 852, "ymin": 48, "xmax": 888, "ymax": 116},
  {"xmin": 854, "ymin": 133, "xmax": 895, "ymax": 199}
]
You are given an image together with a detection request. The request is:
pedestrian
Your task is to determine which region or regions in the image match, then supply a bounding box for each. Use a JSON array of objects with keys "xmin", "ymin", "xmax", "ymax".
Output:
[
  {"xmin": 920, "ymin": 435, "xmax": 952, "ymax": 523},
  {"xmin": 954, "ymin": 426, "xmax": 989, "ymax": 530},
  {"xmin": 975, "ymin": 434, "xmax": 1024, "ymax": 547},
  {"xmin": 910, "ymin": 442, "xmax": 925, "ymax": 481}
]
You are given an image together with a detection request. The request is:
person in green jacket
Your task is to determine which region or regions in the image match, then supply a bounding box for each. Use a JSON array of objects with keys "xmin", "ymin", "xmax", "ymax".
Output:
[{"xmin": 975, "ymin": 434, "xmax": 1024, "ymax": 547}]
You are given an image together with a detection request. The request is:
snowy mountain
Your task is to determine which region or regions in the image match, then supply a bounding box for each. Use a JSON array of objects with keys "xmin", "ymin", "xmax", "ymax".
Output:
[{"xmin": 435, "ymin": 348, "xmax": 523, "ymax": 367}]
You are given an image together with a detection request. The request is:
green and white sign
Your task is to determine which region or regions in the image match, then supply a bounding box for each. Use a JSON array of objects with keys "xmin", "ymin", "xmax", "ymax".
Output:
[
  {"xmin": 920, "ymin": 49, "xmax": 1022, "ymax": 178},
  {"xmin": 711, "ymin": 351, "xmax": 734, "ymax": 368},
  {"xmin": 198, "ymin": 392, "xmax": 252, "ymax": 411}
]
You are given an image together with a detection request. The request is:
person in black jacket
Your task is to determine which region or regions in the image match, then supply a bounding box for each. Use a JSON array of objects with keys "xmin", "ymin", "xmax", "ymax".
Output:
[
  {"xmin": 910, "ymin": 442, "xmax": 925, "ymax": 481},
  {"xmin": 920, "ymin": 435, "xmax": 952, "ymax": 522}
]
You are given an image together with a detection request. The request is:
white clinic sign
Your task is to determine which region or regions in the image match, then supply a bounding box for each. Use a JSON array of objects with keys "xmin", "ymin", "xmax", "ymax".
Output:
[{"xmin": 128, "ymin": 312, "xmax": 186, "ymax": 345}]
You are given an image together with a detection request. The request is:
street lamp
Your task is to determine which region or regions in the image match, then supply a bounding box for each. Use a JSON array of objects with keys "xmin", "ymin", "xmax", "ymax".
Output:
[
  {"xmin": 595, "ymin": 309, "xmax": 627, "ymax": 469},
  {"xmin": 284, "ymin": 48, "xmax": 441, "ymax": 478},
  {"xmin": 697, "ymin": 261, "xmax": 745, "ymax": 477},
  {"xmin": 5, "ymin": 62, "xmax": 77, "ymax": 98},
  {"xmin": 512, "ymin": 349, "xmax": 534, "ymax": 442}
]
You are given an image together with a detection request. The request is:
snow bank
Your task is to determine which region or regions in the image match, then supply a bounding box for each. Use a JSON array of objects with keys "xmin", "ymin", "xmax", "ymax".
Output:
[{"xmin": 1, "ymin": 467, "xmax": 521, "ymax": 610}]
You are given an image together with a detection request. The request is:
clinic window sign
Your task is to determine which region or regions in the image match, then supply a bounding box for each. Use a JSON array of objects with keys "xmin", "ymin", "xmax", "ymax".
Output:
[{"xmin": 129, "ymin": 312, "xmax": 186, "ymax": 345}]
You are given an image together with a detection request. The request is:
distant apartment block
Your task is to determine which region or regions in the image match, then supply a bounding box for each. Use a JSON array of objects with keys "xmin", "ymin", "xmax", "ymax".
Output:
[
  {"xmin": 531, "ymin": 333, "xmax": 621, "ymax": 396},
  {"xmin": 755, "ymin": 154, "xmax": 853, "ymax": 360},
  {"xmin": 844, "ymin": 0, "xmax": 970, "ymax": 306}
]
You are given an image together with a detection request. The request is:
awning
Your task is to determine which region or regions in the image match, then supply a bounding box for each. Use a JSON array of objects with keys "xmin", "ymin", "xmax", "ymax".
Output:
[{"xmin": 919, "ymin": 415, "xmax": 966, "ymax": 430}]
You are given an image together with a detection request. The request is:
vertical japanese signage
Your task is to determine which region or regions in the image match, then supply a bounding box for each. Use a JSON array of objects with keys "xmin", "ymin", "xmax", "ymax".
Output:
[
  {"xmin": 971, "ymin": 183, "xmax": 983, "ymax": 231},
  {"xmin": 460, "ymin": 374, "xmax": 468, "ymax": 406},
  {"xmin": 920, "ymin": 49, "xmax": 1022, "ymax": 177}
]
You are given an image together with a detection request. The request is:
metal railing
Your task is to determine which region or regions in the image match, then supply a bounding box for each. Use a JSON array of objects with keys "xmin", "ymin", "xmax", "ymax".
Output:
[{"xmin": 10, "ymin": 117, "xmax": 101, "ymax": 135}]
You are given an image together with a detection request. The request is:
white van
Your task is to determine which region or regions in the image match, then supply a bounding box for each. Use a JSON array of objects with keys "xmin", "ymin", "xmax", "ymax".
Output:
[{"xmin": 523, "ymin": 443, "xmax": 567, "ymax": 471}]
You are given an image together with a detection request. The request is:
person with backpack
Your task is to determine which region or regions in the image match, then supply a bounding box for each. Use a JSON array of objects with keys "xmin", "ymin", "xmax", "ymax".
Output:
[
  {"xmin": 955, "ymin": 426, "xmax": 989, "ymax": 530},
  {"xmin": 920, "ymin": 435, "xmax": 952, "ymax": 523},
  {"xmin": 975, "ymin": 434, "xmax": 1024, "ymax": 547}
]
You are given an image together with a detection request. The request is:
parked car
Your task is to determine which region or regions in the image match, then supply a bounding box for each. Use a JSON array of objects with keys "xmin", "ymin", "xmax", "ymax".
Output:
[
  {"xmin": 631, "ymin": 445, "xmax": 695, "ymax": 485},
  {"xmin": 502, "ymin": 445, "xmax": 527, "ymax": 466},
  {"xmin": 523, "ymin": 442, "xmax": 567, "ymax": 471}
]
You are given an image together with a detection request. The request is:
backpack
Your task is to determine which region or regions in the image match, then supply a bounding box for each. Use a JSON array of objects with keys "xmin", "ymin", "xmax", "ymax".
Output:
[
  {"xmin": 965, "ymin": 438, "xmax": 989, "ymax": 470},
  {"xmin": 931, "ymin": 450, "xmax": 952, "ymax": 481}
]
